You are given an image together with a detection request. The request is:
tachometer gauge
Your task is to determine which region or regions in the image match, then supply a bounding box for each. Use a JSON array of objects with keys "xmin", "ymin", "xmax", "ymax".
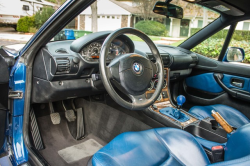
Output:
[{"xmin": 108, "ymin": 43, "xmax": 126, "ymax": 60}]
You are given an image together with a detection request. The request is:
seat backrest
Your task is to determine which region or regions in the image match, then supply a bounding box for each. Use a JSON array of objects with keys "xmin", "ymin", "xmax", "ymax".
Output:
[{"xmin": 225, "ymin": 123, "xmax": 250, "ymax": 161}]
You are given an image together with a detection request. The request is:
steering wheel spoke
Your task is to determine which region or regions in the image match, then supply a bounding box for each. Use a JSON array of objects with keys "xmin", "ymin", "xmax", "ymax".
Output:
[{"xmin": 129, "ymin": 93, "xmax": 146, "ymax": 105}]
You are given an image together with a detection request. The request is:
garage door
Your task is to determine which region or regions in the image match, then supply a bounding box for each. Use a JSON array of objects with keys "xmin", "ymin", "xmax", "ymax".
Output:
[{"xmin": 85, "ymin": 15, "xmax": 122, "ymax": 31}]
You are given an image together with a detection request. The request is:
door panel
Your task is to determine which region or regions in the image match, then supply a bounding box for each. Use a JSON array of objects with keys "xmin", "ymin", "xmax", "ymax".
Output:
[
  {"xmin": 186, "ymin": 73, "xmax": 250, "ymax": 94},
  {"xmin": 183, "ymin": 54, "xmax": 250, "ymax": 118},
  {"xmin": 186, "ymin": 73, "xmax": 223, "ymax": 93}
]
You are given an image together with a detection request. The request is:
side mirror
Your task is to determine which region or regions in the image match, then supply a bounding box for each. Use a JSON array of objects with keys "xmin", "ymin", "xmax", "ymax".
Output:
[
  {"xmin": 223, "ymin": 47, "xmax": 245, "ymax": 62},
  {"xmin": 153, "ymin": 1, "xmax": 183, "ymax": 19}
]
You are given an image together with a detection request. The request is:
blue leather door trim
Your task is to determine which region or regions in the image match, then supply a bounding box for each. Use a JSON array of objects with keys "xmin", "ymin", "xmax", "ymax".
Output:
[
  {"xmin": 185, "ymin": 73, "xmax": 223, "ymax": 93},
  {"xmin": 186, "ymin": 73, "xmax": 250, "ymax": 94}
]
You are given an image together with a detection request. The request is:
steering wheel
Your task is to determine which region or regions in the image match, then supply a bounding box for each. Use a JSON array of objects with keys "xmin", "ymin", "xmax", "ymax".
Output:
[{"xmin": 99, "ymin": 28, "xmax": 164, "ymax": 110}]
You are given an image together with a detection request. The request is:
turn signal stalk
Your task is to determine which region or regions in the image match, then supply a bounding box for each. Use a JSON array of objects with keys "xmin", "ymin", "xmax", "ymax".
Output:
[{"xmin": 211, "ymin": 110, "xmax": 233, "ymax": 133}]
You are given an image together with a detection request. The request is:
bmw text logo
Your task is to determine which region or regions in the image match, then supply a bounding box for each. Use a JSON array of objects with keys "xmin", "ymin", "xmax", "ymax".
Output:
[{"xmin": 132, "ymin": 62, "xmax": 143, "ymax": 75}]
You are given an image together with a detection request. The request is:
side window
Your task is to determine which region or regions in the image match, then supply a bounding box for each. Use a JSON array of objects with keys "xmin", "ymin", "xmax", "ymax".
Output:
[
  {"xmin": 191, "ymin": 26, "xmax": 230, "ymax": 60},
  {"xmin": 227, "ymin": 21, "xmax": 250, "ymax": 66}
]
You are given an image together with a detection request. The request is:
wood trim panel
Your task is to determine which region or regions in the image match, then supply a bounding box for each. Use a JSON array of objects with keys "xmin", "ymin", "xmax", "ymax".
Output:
[{"xmin": 147, "ymin": 68, "xmax": 198, "ymax": 127}]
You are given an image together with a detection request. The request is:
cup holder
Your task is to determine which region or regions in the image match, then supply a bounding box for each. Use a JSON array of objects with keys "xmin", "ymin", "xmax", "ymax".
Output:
[{"xmin": 210, "ymin": 120, "xmax": 219, "ymax": 130}]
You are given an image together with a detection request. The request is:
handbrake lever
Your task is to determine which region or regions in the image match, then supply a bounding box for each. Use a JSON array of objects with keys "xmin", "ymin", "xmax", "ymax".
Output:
[{"xmin": 211, "ymin": 110, "xmax": 233, "ymax": 133}]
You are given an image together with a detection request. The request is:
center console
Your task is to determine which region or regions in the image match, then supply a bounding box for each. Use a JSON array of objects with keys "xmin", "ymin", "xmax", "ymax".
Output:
[{"xmin": 144, "ymin": 69, "xmax": 228, "ymax": 144}]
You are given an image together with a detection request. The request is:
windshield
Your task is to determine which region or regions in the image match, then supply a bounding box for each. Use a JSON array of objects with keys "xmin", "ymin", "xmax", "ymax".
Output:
[
  {"xmin": 0, "ymin": 0, "xmax": 219, "ymax": 49},
  {"xmin": 51, "ymin": 0, "xmax": 219, "ymax": 46}
]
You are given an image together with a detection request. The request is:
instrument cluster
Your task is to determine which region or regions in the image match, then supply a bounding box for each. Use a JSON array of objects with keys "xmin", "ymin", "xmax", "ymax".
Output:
[{"xmin": 80, "ymin": 39, "xmax": 129, "ymax": 61}]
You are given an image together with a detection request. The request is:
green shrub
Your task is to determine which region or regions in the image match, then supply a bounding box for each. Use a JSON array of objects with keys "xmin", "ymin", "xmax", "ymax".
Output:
[
  {"xmin": 16, "ymin": 16, "xmax": 35, "ymax": 33},
  {"xmin": 191, "ymin": 38, "xmax": 224, "ymax": 59},
  {"xmin": 29, "ymin": 27, "xmax": 38, "ymax": 33},
  {"xmin": 34, "ymin": 6, "xmax": 55, "ymax": 29},
  {"xmin": 135, "ymin": 21, "xmax": 167, "ymax": 36},
  {"xmin": 191, "ymin": 28, "xmax": 250, "ymax": 41},
  {"xmin": 191, "ymin": 38, "xmax": 250, "ymax": 63}
]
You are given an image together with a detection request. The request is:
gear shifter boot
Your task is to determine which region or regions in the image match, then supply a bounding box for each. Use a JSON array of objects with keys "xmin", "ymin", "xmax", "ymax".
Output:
[{"xmin": 159, "ymin": 107, "xmax": 190, "ymax": 122}]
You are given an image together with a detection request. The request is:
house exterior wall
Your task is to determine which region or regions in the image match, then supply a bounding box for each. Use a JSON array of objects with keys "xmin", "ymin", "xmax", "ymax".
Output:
[
  {"xmin": 0, "ymin": 0, "xmax": 54, "ymax": 16},
  {"xmin": 121, "ymin": 15, "xmax": 128, "ymax": 28},
  {"xmin": 171, "ymin": 19, "xmax": 181, "ymax": 38},
  {"xmin": 81, "ymin": 0, "xmax": 131, "ymax": 32},
  {"xmin": 79, "ymin": 15, "xmax": 85, "ymax": 30},
  {"xmin": 236, "ymin": 21, "xmax": 250, "ymax": 30},
  {"xmin": 0, "ymin": 0, "xmax": 55, "ymax": 25}
]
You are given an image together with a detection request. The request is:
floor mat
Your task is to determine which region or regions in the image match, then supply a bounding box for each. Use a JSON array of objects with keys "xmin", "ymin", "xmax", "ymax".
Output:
[
  {"xmin": 58, "ymin": 139, "xmax": 103, "ymax": 164},
  {"xmin": 38, "ymin": 116, "xmax": 106, "ymax": 166}
]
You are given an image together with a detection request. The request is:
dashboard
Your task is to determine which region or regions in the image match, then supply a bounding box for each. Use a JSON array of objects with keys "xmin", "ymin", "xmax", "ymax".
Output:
[{"xmin": 32, "ymin": 31, "xmax": 198, "ymax": 103}]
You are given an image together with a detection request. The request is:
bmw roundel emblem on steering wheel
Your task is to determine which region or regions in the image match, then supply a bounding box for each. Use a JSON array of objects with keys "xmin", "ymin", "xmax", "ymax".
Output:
[
  {"xmin": 133, "ymin": 63, "xmax": 140, "ymax": 72},
  {"xmin": 132, "ymin": 62, "xmax": 143, "ymax": 75}
]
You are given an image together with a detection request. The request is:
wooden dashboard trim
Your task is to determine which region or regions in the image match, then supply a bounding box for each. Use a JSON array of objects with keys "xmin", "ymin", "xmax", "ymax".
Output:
[{"xmin": 147, "ymin": 68, "xmax": 198, "ymax": 127}]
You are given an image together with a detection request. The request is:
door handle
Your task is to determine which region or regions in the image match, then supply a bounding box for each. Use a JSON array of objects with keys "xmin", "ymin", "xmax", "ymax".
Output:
[
  {"xmin": 231, "ymin": 78, "xmax": 244, "ymax": 88},
  {"xmin": 214, "ymin": 73, "xmax": 236, "ymax": 97},
  {"xmin": 214, "ymin": 73, "xmax": 250, "ymax": 102}
]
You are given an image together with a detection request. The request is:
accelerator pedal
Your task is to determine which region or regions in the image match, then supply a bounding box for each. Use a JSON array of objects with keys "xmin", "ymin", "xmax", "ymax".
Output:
[
  {"xmin": 71, "ymin": 99, "xmax": 85, "ymax": 139},
  {"xmin": 49, "ymin": 102, "xmax": 61, "ymax": 125},
  {"xmin": 62, "ymin": 101, "xmax": 76, "ymax": 122}
]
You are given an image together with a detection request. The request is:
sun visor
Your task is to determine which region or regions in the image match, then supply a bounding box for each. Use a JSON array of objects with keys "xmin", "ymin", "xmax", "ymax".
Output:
[{"xmin": 183, "ymin": 0, "xmax": 244, "ymax": 16}]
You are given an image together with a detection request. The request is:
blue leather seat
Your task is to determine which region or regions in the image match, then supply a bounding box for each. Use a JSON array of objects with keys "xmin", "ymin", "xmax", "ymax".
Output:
[
  {"xmin": 189, "ymin": 104, "xmax": 250, "ymax": 128},
  {"xmin": 91, "ymin": 124, "xmax": 250, "ymax": 166}
]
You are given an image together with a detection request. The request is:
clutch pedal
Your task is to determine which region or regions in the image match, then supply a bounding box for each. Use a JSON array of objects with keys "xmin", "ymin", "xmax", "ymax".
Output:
[{"xmin": 49, "ymin": 102, "xmax": 61, "ymax": 125}]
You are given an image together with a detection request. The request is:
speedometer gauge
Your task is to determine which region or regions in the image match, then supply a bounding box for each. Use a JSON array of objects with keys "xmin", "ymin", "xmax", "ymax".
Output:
[{"xmin": 88, "ymin": 42, "xmax": 102, "ymax": 59}]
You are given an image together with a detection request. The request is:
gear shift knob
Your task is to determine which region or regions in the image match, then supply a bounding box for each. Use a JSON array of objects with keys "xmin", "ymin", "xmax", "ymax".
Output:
[{"xmin": 177, "ymin": 95, "xmax": 186, "ymax": 109}]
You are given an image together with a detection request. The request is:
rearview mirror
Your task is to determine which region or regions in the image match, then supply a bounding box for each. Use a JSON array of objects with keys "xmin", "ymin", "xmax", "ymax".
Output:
[
  {"xmin": 153, "ymin": 1, "xmax": 183, "ymax": 19},
  {"xmin": 224, "ymin": 47, "xmax": 245, "ymax": 62}
]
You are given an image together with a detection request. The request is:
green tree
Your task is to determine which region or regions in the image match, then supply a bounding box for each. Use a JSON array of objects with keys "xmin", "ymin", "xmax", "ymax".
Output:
[
  {"xmin": 34, "ymin": 6, "xmax": 55, "ymax": 28},
  {"xmin": 16, "ymin": 16, "xmax": 35, "ymax": 33}
]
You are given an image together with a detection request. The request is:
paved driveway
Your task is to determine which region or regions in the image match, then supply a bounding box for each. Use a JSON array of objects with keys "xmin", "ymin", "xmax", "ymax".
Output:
[{"xmin": 0, "ymin": 27, "xmax": 31, "ymax": 47}]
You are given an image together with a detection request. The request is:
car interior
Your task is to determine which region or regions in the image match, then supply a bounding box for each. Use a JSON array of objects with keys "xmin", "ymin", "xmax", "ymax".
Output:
[{"xmin": 1, "ymin": 0, "xmax": 250, "ymax": 165}]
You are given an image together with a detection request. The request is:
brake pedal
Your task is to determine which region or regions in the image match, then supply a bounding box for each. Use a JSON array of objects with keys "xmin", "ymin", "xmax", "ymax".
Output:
[
  {"xmin": 65, "ymin": 109, "xmax": 76, "ymax": 122},
  {"xmin": 62, "ymin": 101, "xmax": 76, "ymax": 122},
  {"xmin": 49, "ymin": 102, "xmax": 61, "ymax": 125}
]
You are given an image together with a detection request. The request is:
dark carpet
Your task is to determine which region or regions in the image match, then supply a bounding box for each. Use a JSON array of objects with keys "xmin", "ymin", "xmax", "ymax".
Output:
[
  {"xmin": 74, "ymin": 98, "xmax": 152, "ymax": 143},
  {"xmin": 37, "ymin": 98, "xmax": 152, "ymax": 165},
  {"xmin": 38, "ymin": 115, "xmax": 106, "ymax": 166}
]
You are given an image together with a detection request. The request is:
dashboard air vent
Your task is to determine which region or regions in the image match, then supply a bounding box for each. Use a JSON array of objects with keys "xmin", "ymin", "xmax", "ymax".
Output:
[
  {"xmin": 56, "ymin": 58, "xmax": 70, "ymax": 74},
  {"xmin": 55, "ymin": 48, "xmax": 68, "ymax": 54}
]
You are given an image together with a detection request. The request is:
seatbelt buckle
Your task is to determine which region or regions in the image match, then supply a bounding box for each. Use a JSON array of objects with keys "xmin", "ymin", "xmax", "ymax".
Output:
[{"xmin": 211, "ymin": 145, "xmax": 224, "ymax": 163}]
